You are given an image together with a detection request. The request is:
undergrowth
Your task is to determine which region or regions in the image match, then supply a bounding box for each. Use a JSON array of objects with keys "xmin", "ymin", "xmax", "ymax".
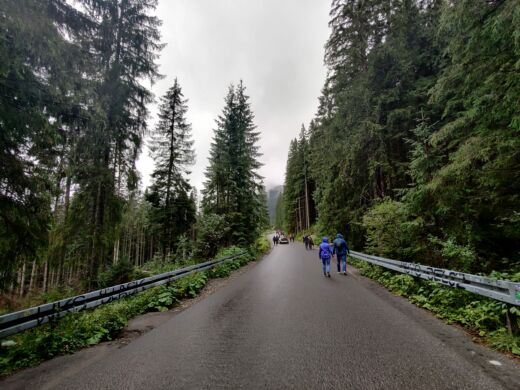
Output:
[
  {"xmin": 0, "ymin": 241, "xmax": 267, "ymax": 376},
  {"xmin": 349, "ymin": 258, "xmax": 520, "ymax": 356}
]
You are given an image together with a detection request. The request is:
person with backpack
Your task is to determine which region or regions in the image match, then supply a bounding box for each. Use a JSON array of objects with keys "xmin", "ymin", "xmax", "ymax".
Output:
[
  {"xmin": 333, "ymin": 233, "xmax": 350, "ymax": 275},
  {"xmin": 308, "ymin": 236, "xmax": 314, "ymax": 250},
  {"xmin": 303, "ymin": 235, "xmax": 309, "ymax": 250},
  {"xmin": 319, "ymin": 237, "xmax": 333, "ymax": 277}
]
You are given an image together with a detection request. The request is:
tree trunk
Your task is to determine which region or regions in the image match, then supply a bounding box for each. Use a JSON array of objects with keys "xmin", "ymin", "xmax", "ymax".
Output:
[
  {"xmin": 19, "ymin": 262, "xmax": 26, "ymax": 297},
  {"xmin": 64, "ymin": 174, "xmax": 72, "ymax": 220},
  {"xmin": 43, "ymin": 260, "xmax": 48, "ymax": 292},
  {"xmin": 304, "ymin": 171, "xmax": 310, "ymax": 230},
  {"xmin": 113, "ymin": 237, "xmax": 120, "ymax": 264},
  {"xmin": 28, "ymin": 260, "xmax": 37, "ymax": 293},
  {"xmin": 149, "ymin": 234, "xmax": 154, "ymax": 261}
]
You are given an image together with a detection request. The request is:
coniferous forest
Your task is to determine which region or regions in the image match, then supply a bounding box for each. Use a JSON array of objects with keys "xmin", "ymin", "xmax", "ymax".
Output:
[
  {"xmin": 1, "ymin": 0, "xmax": 520, "ymax": 376},
  {"xmin": 0, "ymin": 0, "xmax": 268, "ymax": 308},
  {"xmin": 282, "ymin": 0, "xmax": 520, "ymax": 275}
]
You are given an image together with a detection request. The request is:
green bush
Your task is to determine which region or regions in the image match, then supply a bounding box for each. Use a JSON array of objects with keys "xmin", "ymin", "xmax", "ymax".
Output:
[
  {"xmin": 97, "ymin": 260, "xmax": 143, "ymax": 288},
  {"xmin": 362, "ymin": 199, "xmax": 425, "ymax": 261},
  {"xmin": 252, "ymin": 235, "xmax": 271, "ymax": 256},
  {"xmin": 193, "ymin": 213, "xmax": 230, "ymax": 259}
]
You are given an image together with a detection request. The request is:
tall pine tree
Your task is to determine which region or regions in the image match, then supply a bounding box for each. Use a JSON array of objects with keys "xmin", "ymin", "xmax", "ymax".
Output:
[
  {"xmin": 202, "ymin": 81, "xmax": 267, "ymax": 245},
  {"xmin": 148, "ymin": 79, "xmax": 196, "ymax": 259}
]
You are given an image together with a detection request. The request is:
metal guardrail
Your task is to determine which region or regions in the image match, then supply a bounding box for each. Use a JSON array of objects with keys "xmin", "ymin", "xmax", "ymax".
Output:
[
  {"xmin": 0, "ymin": 252, "xmax": 247, "ymax": 339},
  {"xmin": 350, "ymin": 251, "xmax": 520, "ymax": 306}
]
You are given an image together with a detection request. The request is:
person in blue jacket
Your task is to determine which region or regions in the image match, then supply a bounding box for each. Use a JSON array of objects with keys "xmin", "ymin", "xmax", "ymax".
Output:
[
  {"xmin": 319, "ymin": 237, "xmax": 333, "ymax": 277},
  {"xmin": 333, "ymin": 233, "xmax": 350, "ymax": 275}
]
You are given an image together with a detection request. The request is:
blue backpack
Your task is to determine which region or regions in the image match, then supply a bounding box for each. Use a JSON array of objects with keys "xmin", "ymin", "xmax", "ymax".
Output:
[{"xmin": 320, "ymin": 244, "xmax": 332, "ymax": 260}]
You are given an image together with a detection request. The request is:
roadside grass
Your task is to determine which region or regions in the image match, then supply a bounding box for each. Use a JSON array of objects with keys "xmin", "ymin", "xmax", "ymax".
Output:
[
  {"xmin": 349, "ymin": 257, "xmax": 520, "ymax": 356},
  {"xmin": 0, "ymin": 240, "xmax": 270, "ymax": 376}
]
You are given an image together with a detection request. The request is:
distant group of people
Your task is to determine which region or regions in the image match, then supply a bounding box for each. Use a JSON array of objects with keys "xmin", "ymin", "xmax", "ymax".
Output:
[
  {"xmin": 273, "ymin": 230, "xmax": 350, "ymax": 278},
  {"xmin": 318, "ymin": 233, "xmax": 349, "ymax": 278},
  {"xmin": 272, "ymin": 231, "xmax": 294, "ymax": 245},
  {"xmin": 303, "ymin": 235, "xmax": 314, "ymax": 250}
]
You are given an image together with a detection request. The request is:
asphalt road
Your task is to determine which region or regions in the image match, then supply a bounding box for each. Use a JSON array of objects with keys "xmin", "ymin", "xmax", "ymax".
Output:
[{"xmin": 3, "ymin": 241, "xmax": 520, "ymax": 389}]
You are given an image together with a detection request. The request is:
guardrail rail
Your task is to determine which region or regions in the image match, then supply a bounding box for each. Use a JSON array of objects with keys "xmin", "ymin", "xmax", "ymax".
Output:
[
  {"xmin": 350, "ymin": 251, "xmax": 520, "ymax": 306},
  {"xmin": 0, "ymin": 252, "xmax": 246, "ymax": 339}
]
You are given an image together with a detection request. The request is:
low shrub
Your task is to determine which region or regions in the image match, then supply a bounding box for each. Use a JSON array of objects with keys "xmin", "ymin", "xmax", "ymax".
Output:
[{"xmin": 252, "ymin": 235, "xmax": 271, "ymax": 256}]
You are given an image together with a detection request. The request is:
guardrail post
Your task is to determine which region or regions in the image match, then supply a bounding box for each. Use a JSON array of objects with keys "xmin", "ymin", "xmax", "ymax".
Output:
[{"xmin": 505, "ymin": 304, "xmax": 519, "ymax": 336}]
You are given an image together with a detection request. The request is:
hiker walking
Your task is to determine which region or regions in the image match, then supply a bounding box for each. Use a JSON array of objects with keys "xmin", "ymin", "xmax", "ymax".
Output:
[
  {"xmin": 319, "ymin": 237, "xmax": 333, "ymax": 277},
  {"xmin": 303, "ymin": 235, "xmax": 309, "ymax": 250},
  {"xmin": 333, "ymin": 233, "xmax": 350, "ymax": 275},
  {"xmin": 308, "ymin": 236, "xmax": 314, "ymax": 250}
]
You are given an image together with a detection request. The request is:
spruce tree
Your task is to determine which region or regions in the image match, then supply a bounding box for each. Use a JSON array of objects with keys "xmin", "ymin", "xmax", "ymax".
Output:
[
  {"xmin": 148, "ymin": 79, "xmax": 196, "ymax": 259},
  {"xmin": 70, "ymin": 0, "xmax": 163, "ymax": 280},
  {"xmin": 0, "ymin": 0, "xmax": 90, "ymax": 290},
  {"xmin": 202, "ymin": 81, "xmax": 267, "ymax": 245}
]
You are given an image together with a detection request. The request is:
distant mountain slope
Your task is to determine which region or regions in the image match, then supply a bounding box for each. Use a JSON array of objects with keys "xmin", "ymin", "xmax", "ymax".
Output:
[{"xmin": 267, "ymin": 185, "xmax": 283, "ymax": 224}]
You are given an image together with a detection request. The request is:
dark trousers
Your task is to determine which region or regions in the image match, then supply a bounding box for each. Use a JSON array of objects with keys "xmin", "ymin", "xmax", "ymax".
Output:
[{"xmin": 336, "ymin": 254, "xmax": 347, "ymax": 272}]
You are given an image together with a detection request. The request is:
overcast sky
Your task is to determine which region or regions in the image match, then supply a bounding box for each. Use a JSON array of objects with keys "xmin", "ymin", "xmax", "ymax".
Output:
[{"xmin": 137, "ymin": 0, "xmax": 331, "ymax": 192}]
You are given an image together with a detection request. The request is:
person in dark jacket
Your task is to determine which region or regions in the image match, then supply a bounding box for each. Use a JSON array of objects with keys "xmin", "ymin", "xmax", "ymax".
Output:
[
  {"xmin": 333, "ymin": 233, "xmax": 350, "ymax": 275},
  {"xmin": 303, "ymin": 235, "xmax": 309, "ymax": 250},
  {"xmin": 319, "ymin": 237, "xmax": 333, "ymax": 277},
  {"xmin": 308, "ymin": 236, "xmax": 314, "ymax": 250}
]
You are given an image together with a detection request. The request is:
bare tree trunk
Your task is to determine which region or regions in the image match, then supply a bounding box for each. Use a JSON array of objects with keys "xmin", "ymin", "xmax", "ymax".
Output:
[
  {"xmin": 19, "ymin": 261, "xmax": 26, "ymax": 297},
  {"xmin": 28, "ymin": 260, "xmax": 37, "ymax": 293},
  {"xmin": 57, "ymin": 261, "xmax": 63, "ymax": 287},
  {"xmin": 297, "ymin": 197, "xmax": 302, "ymax": 233},
  {"xmin": 304, "ymin": 170, "xmax": 310, "ymax": 230},
  {"xmin": 68, "ymin": 261, "xmax": 75, "ymax": 284},
  {"xmin": 49, "ymin": 268, "xmax": 55, "ymax": 290},
  {"xmin": 149, "ymin": 235, "xmax": 154, "ymax": 261},
  {"xmin": 43, "ymin": 260, "xmax": 48, "ymax": 292},
  {"xmin": 135, "ymin": 232, "xmax": 140, "ymax": 266},
  {"xmin": 64, "ymin": 174, "xmax": 72, "ymax": 220},
  {"xmin": 140, "ymin": 231, "xmax": 145, "ymax": 266},
  {"xmin": 113, "ymin": 237, "xmax": 120, "ymax": 264}
]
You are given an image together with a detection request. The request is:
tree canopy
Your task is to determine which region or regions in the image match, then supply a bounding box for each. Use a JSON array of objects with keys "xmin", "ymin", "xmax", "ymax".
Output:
[{"xmin": 282, "ymin": 0, "xmax": 520, "ymax": 274}]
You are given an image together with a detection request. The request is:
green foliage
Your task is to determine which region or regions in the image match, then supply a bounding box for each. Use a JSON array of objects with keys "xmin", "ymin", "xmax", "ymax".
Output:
[
  {"xmin": 206, "ymin": 248, "xmax": 255, "ymax": 279},
  {"xmin": 146, "ymin": 273, "xmax": 208, "ymax": 312},
  {"xmin": 202, "ymin": 81, "xmax": 269, "ymax": 246},
  {"xmin": 281, "ymin": 0, "xmax": 520, "ymax": 276},
  {"xmin": 350, "ymin": 258, "xmax": 520, "ymax": 355},
  {"xmin": 147, "ymin": 79, "xmax": 196, "ymax": 260},
  {"xmin": 40, "ymin": 286, "xmax": 80, "ymax": 305},
  {"xmin": 0, "ymin": 0, "xmax": 80, "ymax": 290},
  {"xmin": 283, "ymin": 126, "xmax": 316, "ymax": 234},
  {"xmin": 251, "ymin": 235, "xmax": 271, "ymax": 257},
  {"xmin": 0, "ymin": 247, "xmax": 257, "ymax": 375},
  {"xmin": 97, "ymin": 260, "xmax": 145, "ymax": 288},
  {"xmin": 193, "ymin": 213, "xmax": 230, "ymax": 259},
  {"xmin": 362, "ymin": 199, "xmax": 425, "ymax": 261}
]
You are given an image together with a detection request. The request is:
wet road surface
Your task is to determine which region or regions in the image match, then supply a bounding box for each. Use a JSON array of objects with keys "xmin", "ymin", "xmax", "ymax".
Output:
[{"xmin": 3, "ymin": 241, "xmax": 520, "ymax": 389}]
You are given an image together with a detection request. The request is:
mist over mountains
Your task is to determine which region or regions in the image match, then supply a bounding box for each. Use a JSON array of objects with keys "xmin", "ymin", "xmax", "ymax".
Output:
[{"xmin": 267, "ymin": 185, "xmax": 283, "ymax": 224}]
